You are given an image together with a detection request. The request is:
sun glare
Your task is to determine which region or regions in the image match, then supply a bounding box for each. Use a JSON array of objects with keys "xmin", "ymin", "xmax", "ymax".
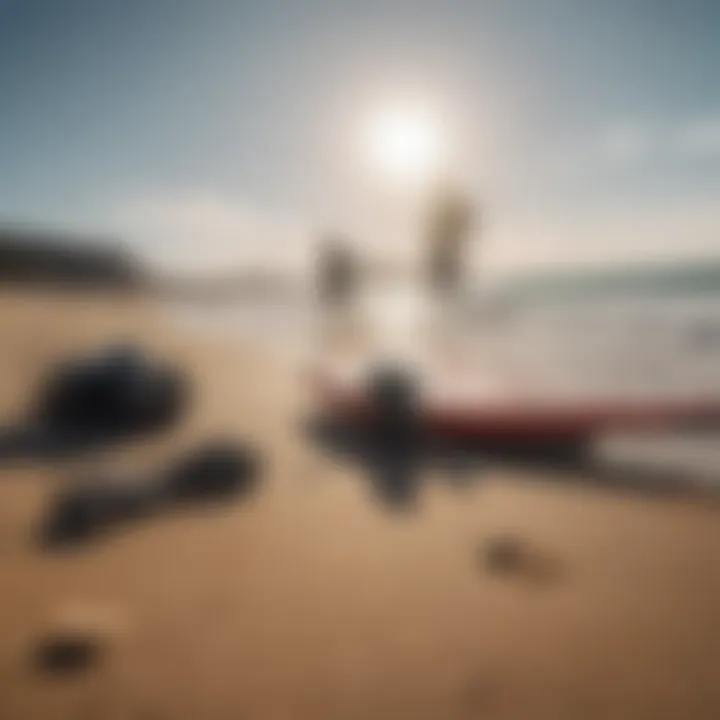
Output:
[{"xmin": 361, "ymin": 100, "xmax": 446, "ymax": 188}]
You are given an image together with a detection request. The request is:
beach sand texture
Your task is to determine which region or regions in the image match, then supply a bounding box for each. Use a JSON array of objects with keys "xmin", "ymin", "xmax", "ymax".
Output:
[{"xmin": 0, "ymin": 290, "xmax": 718, "ymax": 720}]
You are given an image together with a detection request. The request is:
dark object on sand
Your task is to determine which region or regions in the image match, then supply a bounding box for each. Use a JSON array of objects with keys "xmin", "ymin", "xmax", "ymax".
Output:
[
  {"xmin": 367, "ymin": 365, "xmax": 419, "ymax": 419},
  {"xmin": 33, "ymin": 631, "xmax": 103, "ymax": 676},
  {"xmin": 41, "ymin": 481, "xmax": 158, "ymax": 547},
  {"xmin": 481, "ymin": 535, "xmax": 527, "ymax": 575},
  {"xmin": 480, "ymin": 535, "xmax": 564, "ymax": 584},
  {"xmin": 366, "ymin": 363, "xmax": 421, "ymax": 446},
  {"xmin": 37, "ymin": 345, "xmax": 189, "ymax": 436},
  {"xmin": 365, "ymin": 365, "xmax": 423, "ymax": 508},
  {"xmin": 41, "ymin": 439, "xmax": 261, "ymax": 548},
  {"xmin": 163, "ymin": 440, "xmax": 260, "ymax": 502}
]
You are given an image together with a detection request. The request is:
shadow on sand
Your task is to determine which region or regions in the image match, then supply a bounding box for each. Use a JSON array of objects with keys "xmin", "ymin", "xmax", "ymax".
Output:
[
  {"xmin": 38, "ymin": 440, "xmax": 261, "ymax": 550},
  {"xmin": 0, "ymin": 423, "xmax": 161, "ymax": 464},
  {"xmin": 305, "ymin": 415, "xmax": 719, "ymax": 511}
]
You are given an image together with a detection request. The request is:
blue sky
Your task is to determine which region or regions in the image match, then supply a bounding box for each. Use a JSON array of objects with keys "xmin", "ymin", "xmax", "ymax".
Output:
[{"xmin": 1, "ymin": 0, "xmax": 720, "ymax": 271}]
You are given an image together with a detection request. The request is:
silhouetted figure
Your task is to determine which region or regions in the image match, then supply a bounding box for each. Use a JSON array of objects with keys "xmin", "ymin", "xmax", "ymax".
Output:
[
  {"xmin": 315, "ymin": 235, "xmax": 357, "ymax": 308},
  {"xmin": 424, "ymin": 186, "xmax": 474, "ymax": 298},
  {"xmin": 365, "ymin": 364, "xmax": 423, "ymax": 508}
]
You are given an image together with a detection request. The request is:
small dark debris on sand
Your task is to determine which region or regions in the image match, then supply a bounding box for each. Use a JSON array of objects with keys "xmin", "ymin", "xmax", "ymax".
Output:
[
  {"xmin": 481, "ymin": 535, "xmax": 528, "ymax": 574},
  {"xmin": 33, "ymin": 631, "xmax": 103, "ymax": 676},
  {"xmin": 479, "ymin": 534, "xmax": 563, "ymax": 583}
]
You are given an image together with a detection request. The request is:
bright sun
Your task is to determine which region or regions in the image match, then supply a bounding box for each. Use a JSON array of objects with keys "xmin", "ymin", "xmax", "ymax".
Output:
[{"xmin": 361, "ymin": 100, "xmax": 446, "ymax": 188}]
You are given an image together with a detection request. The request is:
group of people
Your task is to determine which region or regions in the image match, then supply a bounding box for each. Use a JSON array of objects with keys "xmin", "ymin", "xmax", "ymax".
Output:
[{"xmin": 316, "ymin": 186, "xmax": 475, "ymax": 309}]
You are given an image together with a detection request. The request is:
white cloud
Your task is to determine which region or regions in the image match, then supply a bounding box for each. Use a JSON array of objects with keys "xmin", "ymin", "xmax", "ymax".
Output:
[
  {"xmin": 484, "ymin": 195, "xmax": 720, "ymax": 274},
  {"xmin": 114, "ymin": 190, "xmax": 313, "ymax": 275}
]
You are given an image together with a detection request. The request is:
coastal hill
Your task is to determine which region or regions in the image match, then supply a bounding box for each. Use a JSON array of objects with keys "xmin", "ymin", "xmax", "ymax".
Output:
[{"xmin": 0, "ymin": 226, "xmax": 142, "ymax": 290}]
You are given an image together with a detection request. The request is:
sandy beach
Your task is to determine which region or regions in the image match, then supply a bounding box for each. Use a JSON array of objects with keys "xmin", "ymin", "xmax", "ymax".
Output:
[{"xmin": 0, "ymin": 290, "xmax": 719, "ymax": 720}]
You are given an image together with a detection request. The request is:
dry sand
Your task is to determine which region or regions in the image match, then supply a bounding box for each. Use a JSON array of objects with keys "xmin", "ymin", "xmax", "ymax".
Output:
[{"xmin": 0, "ymin": 289, "xmax": 719, "ymax": 720}]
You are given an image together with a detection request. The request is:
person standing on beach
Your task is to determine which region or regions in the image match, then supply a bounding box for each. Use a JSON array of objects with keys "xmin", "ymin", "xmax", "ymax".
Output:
[
  {"xmin": 424, "ymin": 184, "xmax": 474, "ymax": 299},
  {"xmin": 423, "ymin": 184, "xmax": 476, "ymax": 355},
  {"xmin": 314, "ymin": 234, "xmax": 361, "ymax": 349},
  {"xmin": 316, "ymin": 235, "xmax": 357, "ymax": 308}
]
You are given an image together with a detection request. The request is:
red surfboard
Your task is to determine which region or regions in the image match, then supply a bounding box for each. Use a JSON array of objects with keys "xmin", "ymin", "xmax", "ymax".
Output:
[{"xmin": 308, "ymin": 287, "xmax": 720, "ymax": 442}]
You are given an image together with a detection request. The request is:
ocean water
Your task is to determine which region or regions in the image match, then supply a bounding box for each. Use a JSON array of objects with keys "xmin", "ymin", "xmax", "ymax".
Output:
[
  {"xmin": 171, "ymin": 291, "xmax": 720, "ymax": 391},
  {"xmin": 168, "ymin": 287, "xmax": 720, "ymax": 480},
  {"xmin": 478, "ymin": 294, "xmax": 720, "ymax": 399}
]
